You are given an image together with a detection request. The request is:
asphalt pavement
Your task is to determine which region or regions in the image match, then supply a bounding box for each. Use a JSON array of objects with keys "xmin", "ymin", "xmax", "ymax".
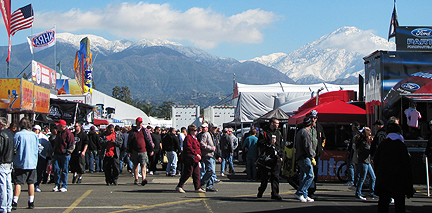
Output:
[{"xmin": 11, "ymin": 162, "xmax": 432, "ymax": 213}]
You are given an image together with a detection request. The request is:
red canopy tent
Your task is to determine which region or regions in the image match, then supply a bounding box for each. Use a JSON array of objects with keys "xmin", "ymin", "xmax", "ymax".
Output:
[
  {"xmin": 288, "ymin": 100, "xmax": 366, "ymax": 125},
  {"xmin": 93, "ymin": 118, "xmax": 109, "ymax": 126}
]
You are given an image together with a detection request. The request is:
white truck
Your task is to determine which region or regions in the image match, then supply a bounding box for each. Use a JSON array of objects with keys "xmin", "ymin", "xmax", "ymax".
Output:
[
  {"xmin": 171, "ymin": 105, "xmax": 200, "ymax": 130},
  {"xmin": 203, "ymin": 105, "xmax": 235, "ymax": 128}
]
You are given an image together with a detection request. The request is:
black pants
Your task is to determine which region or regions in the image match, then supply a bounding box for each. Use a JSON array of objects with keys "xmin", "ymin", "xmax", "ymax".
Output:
[
  {"xmin": 258, "ymin": 158, "xmax": 281, "ymax": 196},
  {"xmin": 103, "ymin": 156, "xmax": 120, "ymax": 184},
  {"xmin": 149, "ymin": 150, "xmax": 160, "ymax": 172},
  {"xmin": 378, "ymin": 192, "xmax": 405, "ymax": 213}
]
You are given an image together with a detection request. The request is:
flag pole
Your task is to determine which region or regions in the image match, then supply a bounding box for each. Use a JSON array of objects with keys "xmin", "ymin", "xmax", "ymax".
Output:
[{"xmin": 54, "ymin": 25, "xmax": 56, "ymax": 72}]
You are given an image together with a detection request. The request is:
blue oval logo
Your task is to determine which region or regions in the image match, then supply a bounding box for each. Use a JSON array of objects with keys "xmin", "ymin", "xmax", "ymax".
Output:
[
  {"xmin": 411, "ymin": 28, "xmax": 432, "ymax": 38},
  {"xmin": 32, "ymin": 31, "xmax": 55, "ymax": 47},
  {"xmin": 401, "ymin": 83, "xmax": 420, "ymax": 92}
]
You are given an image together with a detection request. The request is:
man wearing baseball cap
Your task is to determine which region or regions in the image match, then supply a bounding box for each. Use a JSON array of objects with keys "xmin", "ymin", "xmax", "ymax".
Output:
[
  {"xmin": 308, "ymin": 110, "xmax": 325, "ymax": 199},
  {"xmin": 127, "ymin": 117, "xmax": 154, "ymax": 186},
  {"xmin": 52, "ymin": 119, "xmax": 75, "ymax": 192}
]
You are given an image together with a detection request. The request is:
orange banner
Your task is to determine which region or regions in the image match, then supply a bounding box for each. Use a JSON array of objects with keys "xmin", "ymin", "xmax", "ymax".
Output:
[
  {"xmin": 33, "ymin": 85, "xmax": 50, "ymax": 113},
  {"xmin": 21, "ymin": 79, "xmax": 34, "ymax": 110}
]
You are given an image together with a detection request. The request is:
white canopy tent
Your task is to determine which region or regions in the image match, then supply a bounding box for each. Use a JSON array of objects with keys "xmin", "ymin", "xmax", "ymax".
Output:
[
  {"xmin": 92, "ymin": 89, "xmax": 151, "ymax": 126},
  {"xmin": 234, "ymin": 82, "xmax": 358, "ymax": 123}
]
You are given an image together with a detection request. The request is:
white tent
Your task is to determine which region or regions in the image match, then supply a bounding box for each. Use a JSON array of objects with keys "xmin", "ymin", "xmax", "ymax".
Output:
[
  {"xmin": 91, "ymin": 90, "xmax": 151, "ymax": 125},
  {"xmin": 234, "ymin": 82, "xmax": 358, "ymax": 123}
]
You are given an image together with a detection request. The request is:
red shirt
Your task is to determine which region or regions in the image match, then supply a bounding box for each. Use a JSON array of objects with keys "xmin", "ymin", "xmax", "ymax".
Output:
[
  {"xmin": 134, "ymin": 129, "xmax": 147, "ymax": 153},
  {"xmin": 105, "ymin": 132, "xmax": 116, "ymax": 157}
]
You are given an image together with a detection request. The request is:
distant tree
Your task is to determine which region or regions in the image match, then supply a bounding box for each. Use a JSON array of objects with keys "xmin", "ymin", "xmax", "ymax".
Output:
[
  {"xmin": 156, "ymin": 101, "xmax": 174, "ymax": 119},
  {"xmin": 112, "ymin": 86, "xmax": 133, "ymax": 105},
  {"xmin": 133, "ymin": 99, "xmax": 156, "ymax": 117}
]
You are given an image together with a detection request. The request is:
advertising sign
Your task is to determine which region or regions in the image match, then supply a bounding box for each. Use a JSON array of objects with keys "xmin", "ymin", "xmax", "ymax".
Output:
[
  {"xmin": 21, "ymin": 79, "xmax": 34, "ymax": 110},
  {"xmin": 27, "ymin": 28, "xmax": 56, "ymax": 54},
  {"xmin": 32, "ymin": 60, "xmax": 56, "ymax": 90},
  {"xmin": 396, "ymin": 26, "xmax": 432, "ymax": 51},
  {"xmin": 33, "ymin": 85, "xmax": 50, "ymax": 113},
  {"xmin": 317, "ymin": 150, "xmax": 349, "ymax": 181},
  {"xmin": 0, "ymin": 78, "xmax": 22, "ymax": 109},
  {"xmin": 57, "ymin": 94, "xmax": 91, "ymax": 104}
]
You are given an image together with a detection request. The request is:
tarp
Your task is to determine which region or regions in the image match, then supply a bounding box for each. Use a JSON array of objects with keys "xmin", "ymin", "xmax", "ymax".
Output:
[
  {"xmin": 254, "ymin": 108, "xmax": 290, "ymax": 124},
  {"xmin": 94, "ymin": 118, "xmax": 109, "ymax": 125},
  {"xmin": 234, "ymin": 82, "xmax": 358, "ymax": 123},
  {"xmin": 288, "ymin": 100, "xmax": 366, "ymax": 125}
]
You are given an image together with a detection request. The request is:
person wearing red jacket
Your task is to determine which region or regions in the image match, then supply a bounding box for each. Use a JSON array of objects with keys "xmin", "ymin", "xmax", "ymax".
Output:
[{"xmin": 176, "ymin": 125, "xmax": 205, "ymax": 193}]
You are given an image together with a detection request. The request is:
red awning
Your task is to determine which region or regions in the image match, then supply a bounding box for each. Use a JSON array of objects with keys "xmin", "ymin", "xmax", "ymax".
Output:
[
  {"xmin": 288, "ymin": 100, "xmax": 366, "ymax": 125},
  {"xmin": 93, "ymin": 119, "xmax": 109, "ymax": 126}
]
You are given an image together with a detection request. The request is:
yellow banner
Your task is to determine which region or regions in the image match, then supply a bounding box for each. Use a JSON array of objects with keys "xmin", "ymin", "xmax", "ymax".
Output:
[
  {"xmin": 21, "ymin": 79, "xmax": 34, "ymax": 110},
  {"xmin": 33, "ymin": 85, "xmax": 50, "ymax": 113}
]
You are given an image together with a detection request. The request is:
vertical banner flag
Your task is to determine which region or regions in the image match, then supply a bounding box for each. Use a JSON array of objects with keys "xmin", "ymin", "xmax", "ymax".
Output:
[
  {"xmin": 74, "ymin": 37, "xmax": 92, "ymax": 93},
  {"xmin": 0, "ymin": 0, "xmax": 11, "ymax": 62},
  {"xmin": 388, "ymin": 1, "xmax": 399, "ymax": 41},
  {"xmin": 10, "ymin": 4, "xmax": 34, "ymax": 36},
  {"xmin": 27, "ymin": 27, "xmax": 56, "ymax": 53}
]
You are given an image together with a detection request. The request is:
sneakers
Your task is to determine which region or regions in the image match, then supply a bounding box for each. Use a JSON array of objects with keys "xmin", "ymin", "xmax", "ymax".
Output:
[
  {"xmin": 72, "ymin": 175, "xmax": 77, "ymax": 184},
  {"xmin": 35, "ymin": 186, "xmax": 42, "ymax": 192},
  {"xmin": 220, "ymin": 173, "xmax": 225, "ymax": 177},
  {"xmin": 370, "ymin": 194, "xmax": 379, "ymax": 199},
  {"xmin": 76, "ymin": 178, "xmax": 82, "ymax": 184},
  {"xmin": 52, "ymin": 186, "xmax": 59, "ymax": 192},
  {"xmin": 344, "ymin": 182, "xmax": 354, "ymax": 186},
  {"xmin": 60, "ymin": 187, "xmax": 67, "ymax": 192},
  {"xmin": 138, "ymin": 173, "xmax": 143, "ymax": 178},
  {"xmin": 153, "ymin": 172, "xmax": 159, "ymax": 175},
  {"xmin": 214, "ymin": 179, "xmax": 221, "ymax": 183},
  {"xmin": 390, "ymin": 198, "xmax": 395, "ymax": 204},
  {"xmin": 355, "ymin": 196, "xmax": 367, "ymax": 201},
  {"xmin": 12, "ymin": 201, "xmax": 17, "ymax": 210},
  {"xmin": 149, "ymin": 171, "xmax": 153, "ymax": 175},
  {"xmin": 176, "ymin": 186, "xmax": 185, "ymax": 193},
  {"xmin": 348, "ymin": 185, "xmax": 356, "ymax": 191},
  {"xmin": 305, "ymin": 197, "xmax": 314, "ymax": 202},
  {"xmin": 141, "ymin": 179, "xmax": 148, "ymax": 186},
  {"xmin": 134, "ymin": 179, "xmax": 139, "ymax": 185},
  {"xmin": 206, "ymin": 187, "xmax": 218, "ymax": 192},
  {"xmin": 271, "ymin": 195, "xmax": 283, "ymax": 200},
  {"xmin": 309, "ymin": 194, "xmax": 318, "ymax": 199},
  {"xmin": 294, "ymin": 193, "xmax": 307, "ymax": 202},
  {"xmin": 28, "ymin": 201, "xmax": 34, "ymax": 209},
  {"xmin": 195, "ymin": 188, "xmax": 206, "ymax": 193}
]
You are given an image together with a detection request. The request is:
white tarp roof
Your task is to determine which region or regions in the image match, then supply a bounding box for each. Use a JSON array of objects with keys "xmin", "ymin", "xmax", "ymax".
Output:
[
  {"xmin": 92, "ymin": 89, "xmax": 151, "ymax": 125},
  {"xmin": 234, "ymin": 82, "xmax": 358, "ymax": 123}
]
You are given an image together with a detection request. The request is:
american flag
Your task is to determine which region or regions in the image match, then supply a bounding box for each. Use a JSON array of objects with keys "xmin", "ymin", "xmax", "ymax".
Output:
[{"xmin": 10, "ymin": 4, "xmax": 33, "ymax": 36}]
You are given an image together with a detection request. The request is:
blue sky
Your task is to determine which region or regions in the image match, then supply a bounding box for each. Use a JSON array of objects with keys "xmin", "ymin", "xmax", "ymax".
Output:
[{"xmin": 0, "ymin": 0, "xmax": 430, "ymax": 60}]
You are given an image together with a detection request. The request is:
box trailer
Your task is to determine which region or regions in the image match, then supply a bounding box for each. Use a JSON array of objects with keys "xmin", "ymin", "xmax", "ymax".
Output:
[
  {"xmin": 364, "ymin": 50, "xmax": 432, "ymax": 184},
  {"xmin": 171, "ymin": 105, "xmax": 200, "ymax": 130},
  {"xmin": 203, "ymin": 105, "xmax": 235, "ymax": 128}
]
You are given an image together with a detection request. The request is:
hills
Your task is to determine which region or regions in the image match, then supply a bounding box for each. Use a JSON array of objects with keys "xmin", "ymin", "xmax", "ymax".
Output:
[{"xmin": 0, "ymin": 26, "xmax": 395, "ymax": 108}]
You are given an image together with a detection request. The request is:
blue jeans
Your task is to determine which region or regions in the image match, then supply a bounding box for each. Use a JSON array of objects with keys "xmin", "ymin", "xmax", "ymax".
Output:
[
  {"xmin": 166, "ymin": 151, "xmax": 177, "ymax": 175},
  {"xmin": 356, "ymin": 163, "xmax": 376, "ymax": 197},
  {"xmin": 86, "ymin": 150, "xmax": 100, "ymax": 172},
  {"xmin": 120, "ymin": 150, "xmax": 133, "ymax": 171},
  {"xmin": 0, "ymin": 164, "xmax": 12, "ymax": 212},
  {"xmin": 201, "ymin": 157, "xmax": 216, "ymax": 189},
  {"xmin": 246, "ymin": 156, "xmax": 257, "ymax": 180},
  {"xmin": 221, "ymin": 152, "xmax": 234, "ymax": 174},
  {"xmin": 347, "ymin": 163, "xmax": 355, "ymax": 184},
  {"xmin": 296, "ymin": 158, "xmax": 314, "ymax": 198},
  {"xmin": 53, "ymin": 155, "xmax": 71, "ymax": 189}
]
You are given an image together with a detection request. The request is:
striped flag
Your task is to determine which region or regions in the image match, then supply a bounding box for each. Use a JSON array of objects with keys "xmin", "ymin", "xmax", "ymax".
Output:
[{"xmin": 10, "ymin": 4, "xmax": 33, "ymax": 36}]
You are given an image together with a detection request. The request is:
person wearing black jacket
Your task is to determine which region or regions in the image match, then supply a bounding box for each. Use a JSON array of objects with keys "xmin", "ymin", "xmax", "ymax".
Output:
[
  {"xmin": 86, "ymin": 126, "xmax": 100, "ymax": 173},
  {"xmin": 257, "ymin": 117, "xmax": 284, "ymax": 201},
  {"xmin": 99, "ymin": 125, "xmax": 123, "ymax": 185},
  {"xmin": 70, "ymin": 123, "xmax": 89, "ymax": 184},
  {"xmin": 149, "ymin": 126, "xmax": 162, "ymax": 175},
  {"xmin": 162, "ymin": 128, "xmax": 181, "ymax": 176},
  {"xmin": 307, "ymin": 110, "xmax": 325, "ymax": 198},
  {"xmin": 0, "ymin": 117, "xmax": 15, "ymax": 213}
]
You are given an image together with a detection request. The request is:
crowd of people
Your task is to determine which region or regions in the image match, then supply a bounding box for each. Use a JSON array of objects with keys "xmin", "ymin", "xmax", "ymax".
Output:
[{"xmin": 0, "ymin": 112, "xmax": 423, "ymax": 212}]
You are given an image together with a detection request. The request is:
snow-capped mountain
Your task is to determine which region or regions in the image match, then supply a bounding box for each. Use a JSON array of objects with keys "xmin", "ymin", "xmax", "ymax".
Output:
[
  {"xmin": 56, "ymin": 33, "xmax": 230, "ymax": 62},
  {"xmin": 250, "ymin": 26, "xmax": 396, "ymax": 83}
]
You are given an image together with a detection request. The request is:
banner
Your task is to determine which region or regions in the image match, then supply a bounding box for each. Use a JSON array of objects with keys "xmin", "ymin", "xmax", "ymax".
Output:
[
  {"xmin": 27, "ymin": 27, "xmax": 56, "ymax": 53},
  {"xmin": 33, "ymin": 85, "xmax": 50, "ymax": 113},
  {"xmin": 21, "ymin": 79, "xmax": 33, "ymax": 110},
  {"xmin": 32, "ymin": 60, "xmax": 56, "ymax": 91},
  {"xmin": 0, "ymin": 78, "xmax": 21, "ymax": 109},
  {"xmin": 318, "ymin": 150, "xmax": 349, "ymax": 181},
  {"xmin": 395, "ymin": 26, "xmax": 432, "ymax": 51}
]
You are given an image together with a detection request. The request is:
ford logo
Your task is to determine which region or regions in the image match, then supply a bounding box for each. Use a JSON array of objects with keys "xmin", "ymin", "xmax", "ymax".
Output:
[
  {"xmin": 32, "ymin": 31, "xmax": 55, "ymax": 47},
  {"xmin": 401, "ymin": 83, "xmax": 420, "ymax": 92},
  {"xmin": 411, "ymin": 28, "xmax": 432, "ymax": 38}
]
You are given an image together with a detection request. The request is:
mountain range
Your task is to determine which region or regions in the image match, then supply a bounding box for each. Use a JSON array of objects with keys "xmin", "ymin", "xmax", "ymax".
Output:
[{"xmin": 0, "ymin": 26, "xmax": 395, "ymax": 108}]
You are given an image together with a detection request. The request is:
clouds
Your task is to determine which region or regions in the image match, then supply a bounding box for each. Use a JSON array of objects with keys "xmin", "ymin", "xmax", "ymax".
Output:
[{"xmin": 34, "ymin": 2, "xmax": 277, "ymax": 49}]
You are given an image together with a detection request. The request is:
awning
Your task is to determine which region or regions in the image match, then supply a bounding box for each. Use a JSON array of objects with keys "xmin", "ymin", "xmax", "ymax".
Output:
[
  {"xmin": 93, "ymin": 119, "xmax": 109, "ymax": 125},
  {"xmin": 288, "ymin": 100, "xmax": 366, "ymax": 125}
]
